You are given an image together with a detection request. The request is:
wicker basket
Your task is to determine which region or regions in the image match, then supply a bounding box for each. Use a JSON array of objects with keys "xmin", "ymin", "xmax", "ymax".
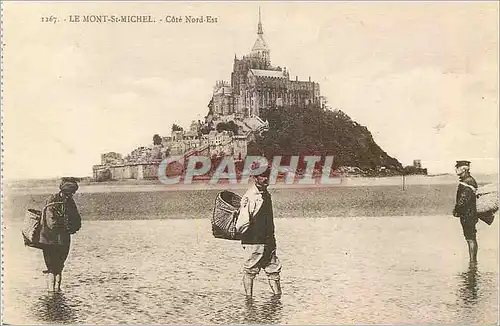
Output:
[
  {"xmin": 21, "ymin": 208, "xmax": 44, "ymax": 249},
  {"xmin": 476, "ymin": 184, "xmax": 498, "ymax": 214},
  {"xmin": 211, "ymin": 191, "xmax": 242, "ymax": 240}
]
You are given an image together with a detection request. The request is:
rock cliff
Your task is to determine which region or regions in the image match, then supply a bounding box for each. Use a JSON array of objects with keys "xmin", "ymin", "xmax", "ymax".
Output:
[{"xmin": 247, "ymin": 104, "xmax": 403, "ymax": 175}]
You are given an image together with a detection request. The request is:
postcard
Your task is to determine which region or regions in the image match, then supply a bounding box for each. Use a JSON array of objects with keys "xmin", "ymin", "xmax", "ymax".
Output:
[{"xmin": 1, "ymin": 1, "xmax": 498, "ymax": 324}]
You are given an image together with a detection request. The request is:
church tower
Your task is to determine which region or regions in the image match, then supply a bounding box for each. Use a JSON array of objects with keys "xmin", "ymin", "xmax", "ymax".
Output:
[{"xmin": 250, "ymin": 8, "xmax": 270, "ymax": 67}]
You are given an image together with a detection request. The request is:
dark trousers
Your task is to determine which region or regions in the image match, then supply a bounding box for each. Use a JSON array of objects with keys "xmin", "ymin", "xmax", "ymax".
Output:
[
  {"xmin": 460, "ymin": 217, "xmax": 478, "ymax": 240},
  {"xmin": 42, "ymin": 245, "xmax": 70, "ymax": 274}
]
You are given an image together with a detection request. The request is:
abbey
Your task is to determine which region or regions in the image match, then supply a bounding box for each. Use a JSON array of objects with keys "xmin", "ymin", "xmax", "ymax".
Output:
[
  {"xmin": 92, "ymin": 10, "xmax": 323, "ymax": 181},
  {"xmin": 208, "ymin": 10, "xmax": 322, "ymax": 120}
]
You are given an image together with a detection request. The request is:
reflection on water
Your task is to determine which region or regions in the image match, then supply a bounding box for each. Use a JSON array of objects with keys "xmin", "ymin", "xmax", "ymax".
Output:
[
  {"xmin": 243, "ymin": 295, "xmax": 283, "ymax": 324},
  {"xmin": 33, "ymin": 292, "xmax": 77, "ymax": 324},
  {"xmin": 4, "ymin": 218, "xmax": 498, "ymax": 324},
  {"xmin": 458, "ymin": 263, "xmax": 479, "ymax": 306}
]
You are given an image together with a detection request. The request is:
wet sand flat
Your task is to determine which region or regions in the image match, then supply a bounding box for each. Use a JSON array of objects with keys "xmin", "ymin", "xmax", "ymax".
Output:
[
  {"xmin": 4, "ymin": 183, "xmax": 469, "ymax": 223},
  {"xmin": 3, "ymin": 216, "xmax": 498, "ymax": 324}
]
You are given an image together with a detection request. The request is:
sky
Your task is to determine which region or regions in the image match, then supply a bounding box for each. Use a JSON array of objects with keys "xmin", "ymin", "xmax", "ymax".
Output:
[{"xmin": 2, "ymin": 1, "xmax": 499, "ymax": 179}]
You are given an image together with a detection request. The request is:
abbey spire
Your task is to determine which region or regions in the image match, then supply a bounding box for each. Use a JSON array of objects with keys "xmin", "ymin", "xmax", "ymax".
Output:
[
  {"xmin": 257, "ymin": 7, "xmax": 263, "ymax": 35},
  {"xmin": 251, "ymin": 7, "xmax": 270, "ymax": 65}
]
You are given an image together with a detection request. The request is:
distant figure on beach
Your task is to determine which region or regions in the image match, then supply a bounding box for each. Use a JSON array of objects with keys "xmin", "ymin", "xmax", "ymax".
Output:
[
  {"xmin": 453, "ymin": 161, "xmax": 478, "ymax": 263},
  {"xmin": 236, "ymin": 167, "xmax": 282, "ymax": 297},
  {"xmin": 39, "ymin": 177, "xmax": 82, "ymax": 291}
]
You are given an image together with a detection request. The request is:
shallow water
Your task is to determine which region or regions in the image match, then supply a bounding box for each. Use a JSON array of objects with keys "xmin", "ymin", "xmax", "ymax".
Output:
[{"xmin": 3, "ymin": 215, "xmax": 498, "ymax": 324}]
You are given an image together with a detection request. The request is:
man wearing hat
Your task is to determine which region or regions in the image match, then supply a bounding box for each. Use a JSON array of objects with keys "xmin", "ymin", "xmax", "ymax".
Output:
[
  {"xmin": 236, "ymin": 166, "xmax": 282, "ymax": 298},
  {"xmin": 39, "ymin": 177, "xmax": 82, "ymax": 291},
  {"xmin": 453, "ymin": 161, "xmax": 479, "ymax": 263}
]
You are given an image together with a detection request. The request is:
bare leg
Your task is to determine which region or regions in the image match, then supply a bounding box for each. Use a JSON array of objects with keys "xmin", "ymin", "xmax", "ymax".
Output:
[
  {"xmin": 243, "ymin": 274, "xmax": 254, "ymax": 298},
  {"xmin": 467, "ymin": 239, "xmax": 478, "ymax": 263},
  {"xmin": 55, "ymin": 273, "xmax": 62, "ymax": 292},
  {"xmin": 48, "ymin": 273, "xmax": 56, "ymax": 292},
  {"xmin": 268, "ymin": 279, "xmax": 282, "ymax": 296},
  {"xmin": 472, "ymin": 240, "xmax": 478, "ymax": 262}
]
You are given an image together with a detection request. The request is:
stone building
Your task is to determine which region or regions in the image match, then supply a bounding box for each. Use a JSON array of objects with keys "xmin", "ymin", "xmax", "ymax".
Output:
[
  {"xmin": 162, "ymin": 124, "xmax": 205, "ymax": 156},
  {"xmin": 208, "ymin": 10, "xmax": 322, "ymax": 119},
  {"xmin": 92, "ymin": 12, "xmax": 287, "ymax": 181},
  {"xmin": 101, "ymin": 152, "xmax": 124, "ymax": 165},
  {"xmin": 209, "ymin": 81, "xmax": 234, "ymax": 117}
]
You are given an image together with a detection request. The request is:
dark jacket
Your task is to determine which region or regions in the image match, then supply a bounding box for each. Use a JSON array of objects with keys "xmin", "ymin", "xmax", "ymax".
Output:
[
  {"xmin": 241, "ymin": 189, "xmax": 276, "ymax": 248},
  {"xmin": 453, "ymin": 174, "xmax": 478, "ymax": 221},
  {"xmin": 39, "ymin": 193, "xmax": 82, "ymax": 246}
]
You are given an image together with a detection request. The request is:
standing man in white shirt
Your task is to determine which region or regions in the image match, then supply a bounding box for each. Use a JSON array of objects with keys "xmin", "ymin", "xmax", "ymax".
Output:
[{"xmin": 236, "ymin": 167, "xmax": 282, "ymax": 298}]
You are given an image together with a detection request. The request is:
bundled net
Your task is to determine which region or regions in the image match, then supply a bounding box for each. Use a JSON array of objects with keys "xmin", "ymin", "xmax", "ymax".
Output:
[
  {"xmin": 21, "ymin": 209, "xmax": 44, "ymax": 249},
  {"xmin": 476, "ymin": 183, "xmax": 498, "ymax": 225},
  {"xmin": 211, "ymin": 191, "xmax": 242, "ymax": 240}
]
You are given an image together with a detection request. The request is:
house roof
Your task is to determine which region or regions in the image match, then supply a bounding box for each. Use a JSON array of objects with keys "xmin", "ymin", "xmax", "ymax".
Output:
[
  {"xmin": 243, "ymin": 116, "xmax": 267, "ymax": 130},
  {"xmin": 249, "ymin": 69, "xmax": 287, "ymax": 79}
]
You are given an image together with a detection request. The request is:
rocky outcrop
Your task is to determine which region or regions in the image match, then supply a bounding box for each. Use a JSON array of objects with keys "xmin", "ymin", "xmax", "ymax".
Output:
[{"xmin": 247, "ymin": 104, "xmax": 403, "ymax": 175}]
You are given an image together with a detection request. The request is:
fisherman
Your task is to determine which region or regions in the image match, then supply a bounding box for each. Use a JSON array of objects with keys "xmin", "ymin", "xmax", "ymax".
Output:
[
  {"xmin": 453, "ymin": 160, "xmax": 479, "ymax": 263},
  {"xmin": 236, "ymin": 166, "xmax": 282, "ymax": 298},
  {"xmin": 39, "ymin": 177, "xmax": 82, "ymax": 291}
]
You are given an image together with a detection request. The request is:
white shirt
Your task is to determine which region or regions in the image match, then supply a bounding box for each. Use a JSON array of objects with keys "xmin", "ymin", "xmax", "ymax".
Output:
[{"xmin": 235, "ymin": 183, "xmax": 265, "ymax": 234}]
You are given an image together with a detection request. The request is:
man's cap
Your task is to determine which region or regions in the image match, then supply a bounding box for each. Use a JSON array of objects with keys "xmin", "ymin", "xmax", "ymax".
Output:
[
  {"xmin": 455, "ymin": 160, "xmax": 471, "ymax": 168},
  {"xmin": 59, "ymin": 177, "xmax": 80, "ymax": 193}
]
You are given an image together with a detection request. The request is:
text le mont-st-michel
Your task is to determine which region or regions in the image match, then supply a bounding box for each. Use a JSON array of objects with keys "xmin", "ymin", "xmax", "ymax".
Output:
[{"xmin": 63, "ymin": 14, "xmax": 218, "ymax": 24}]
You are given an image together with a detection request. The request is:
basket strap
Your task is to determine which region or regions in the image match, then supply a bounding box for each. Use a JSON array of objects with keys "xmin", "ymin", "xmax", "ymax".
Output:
[
  {"xmin": 477, "ymin": 189, "xmax": 498, "ymax": 196},
  {"xmin": 459, "ymin": 182, "xmax": 477, "ymax": 193}
]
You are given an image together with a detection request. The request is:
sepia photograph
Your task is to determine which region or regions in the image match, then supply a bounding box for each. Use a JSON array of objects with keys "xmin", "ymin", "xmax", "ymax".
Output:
[{"xmin": 1, "ymin": 1, "xmax": 499, "ymax": 324}]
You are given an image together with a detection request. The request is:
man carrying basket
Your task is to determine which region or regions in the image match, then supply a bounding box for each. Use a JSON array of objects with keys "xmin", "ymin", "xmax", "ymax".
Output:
[
  {"xmin": 236, "ymin": 167, "xmax": 282, "ymax": 298},
  {"xmin": 39, "ymin": 177, "xmax": 82, "ymax": 292},
  {"xmin": 453, "ymin": 160, "xmax": 479, "ymax": 263}
]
